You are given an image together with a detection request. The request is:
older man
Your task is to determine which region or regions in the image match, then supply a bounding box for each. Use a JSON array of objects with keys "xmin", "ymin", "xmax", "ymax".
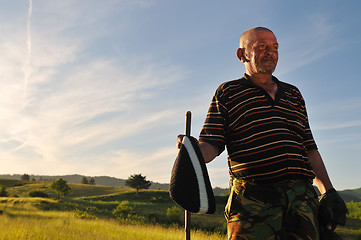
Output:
[{"xmin": 177, "ymin": 27, "xmax": 347, "ymax": 239}]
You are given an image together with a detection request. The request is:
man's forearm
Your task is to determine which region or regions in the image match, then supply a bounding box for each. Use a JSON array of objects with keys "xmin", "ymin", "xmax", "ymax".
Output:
[
  {"xmin": 199, "ymin": 141, "xmax": 219, "ymax": 163},
  {"xmin": 307, "ymin": 149, "xmax": 333, "ymax": 194}
]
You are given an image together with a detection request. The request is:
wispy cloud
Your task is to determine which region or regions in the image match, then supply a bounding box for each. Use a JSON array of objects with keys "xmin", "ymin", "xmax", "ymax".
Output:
[
  {"xmin": 22, "ymin": 0, "xmax": 32, "ymax": 108},
  {"xmin": 308, "ymin": 97, "xmax": 361, "ymax": 131},
  {"xmin": 0, "ymin": 1, "xmax": 186, "ymax": 178},
  {"xmin": 277, "ymin": 13, "xmax": 339, "ymax": 76},
  {"xmin": 312, "ymin": 120, "xmax": 361, "ymax": 131}
]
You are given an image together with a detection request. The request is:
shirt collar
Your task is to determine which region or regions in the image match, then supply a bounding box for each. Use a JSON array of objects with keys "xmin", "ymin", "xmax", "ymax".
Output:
[{"xmin": 241, "ymin": 74, "xmax": 290, "ymax": 92}]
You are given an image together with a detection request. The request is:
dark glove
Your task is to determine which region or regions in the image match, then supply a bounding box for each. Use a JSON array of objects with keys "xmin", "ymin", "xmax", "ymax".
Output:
[
  {"xmin": 319, "ymin": 229, "xmax": 343, "ymax": 240},
  {"xmin": 318, "ymin": 188, "xmax": 348, "ymax": 240}
]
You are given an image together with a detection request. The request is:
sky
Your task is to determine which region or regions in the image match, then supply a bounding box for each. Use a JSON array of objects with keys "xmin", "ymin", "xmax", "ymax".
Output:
[{"xmin": 1, "ymin": 0, "xmax": 361, "ymax": 190}]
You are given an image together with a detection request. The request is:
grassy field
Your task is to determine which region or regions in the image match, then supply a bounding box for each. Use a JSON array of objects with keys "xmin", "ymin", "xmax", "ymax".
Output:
[
  {"xmin": 0, "ymin": 207, "xmax": 224, "ymax": 240},
  {"xmin": 0, "ymin": 178, "xmax": 361, "ymax": 239}
]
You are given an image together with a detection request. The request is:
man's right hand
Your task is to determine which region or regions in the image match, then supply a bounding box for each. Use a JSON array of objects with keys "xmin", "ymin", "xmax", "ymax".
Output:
[
  {"xmin": 176, "ymin": 135, "xmax": 218, "ymax": 163},
  {"xmin": 176, "ymin": 135, "xmax": 185, "ymax": 151}
]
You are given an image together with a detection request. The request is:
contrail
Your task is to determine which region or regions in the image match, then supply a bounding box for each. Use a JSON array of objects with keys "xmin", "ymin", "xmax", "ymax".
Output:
[
  {"xmin": 23, "ymin": 0, "xmax": 32, "ymax": 108},
  {"xmin": 14, "ymin": 0, "xmax": 33, "ymax": 153}
]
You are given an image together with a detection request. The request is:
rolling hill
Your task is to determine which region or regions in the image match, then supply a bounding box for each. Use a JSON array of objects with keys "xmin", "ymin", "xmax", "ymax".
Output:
[{"xmin": 1, "ymin": 174, "xmax": 360, "ymax": 200}]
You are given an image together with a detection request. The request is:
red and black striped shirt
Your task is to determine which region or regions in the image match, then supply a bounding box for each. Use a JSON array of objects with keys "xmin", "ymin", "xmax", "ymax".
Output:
[{"xmin": 199, "ymin": 75, "xmax": 317, "ymax": 183}]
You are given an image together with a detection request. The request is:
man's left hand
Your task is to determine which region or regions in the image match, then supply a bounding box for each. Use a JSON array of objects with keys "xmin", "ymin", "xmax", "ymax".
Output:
[{"xmin": 318, "ymin": 188, "xmax": 348, "ymax": 239}]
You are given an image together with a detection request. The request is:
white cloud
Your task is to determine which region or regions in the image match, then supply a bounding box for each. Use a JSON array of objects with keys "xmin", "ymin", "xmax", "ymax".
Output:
[
  {"xmin": 0, "ymin": 1, "xmax": 186, "ymax": 179},
  {"xmin": 312, "ymin": 120, "xmax": 361, "ymax": 131},
  {"xmin": 308, "ymin": 97, "xmax": 361, "ymax": 130},
  {"xmin": 277, "ymin": 13, "xmax": 339, "ymax": 77}
]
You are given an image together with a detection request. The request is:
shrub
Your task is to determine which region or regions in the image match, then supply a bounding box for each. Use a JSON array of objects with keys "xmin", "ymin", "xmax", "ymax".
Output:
[
  {"xmin": 123, "ymin": 214, "xmax": 145, "ymax": 224},
  {"xmin": 113, "ymin": 200, "xmax": 135, "ymax": 219},
  {"xmin": 166, "ymin": 206, "xmax": 182, "ymax": 223},
  {"xmin": 150, "ymin": 196, "xmax": 163, "ymax": 203},
  {"xmin": 28, "ymin": 190, "xmax": 49, "ymax": 198},
  {"xmin": 74, "ymin": 210, "xmax": 96, "ymax": 220},
  {"xmin": 147, "ymin": 213, "xmax": 160, "ymax": 222},
  {"xmin": 0, "ymin": 186, "xmax": 7, "ymax": 197},
  {"xmin": 346, "ymin": 201, "xmax": 361, "ymax": 219}
]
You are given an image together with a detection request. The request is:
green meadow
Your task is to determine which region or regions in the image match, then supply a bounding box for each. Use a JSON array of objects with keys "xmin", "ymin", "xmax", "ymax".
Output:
[{"xmin": 0, "ymin": 178, "xmax": 360, "ymax": 240}]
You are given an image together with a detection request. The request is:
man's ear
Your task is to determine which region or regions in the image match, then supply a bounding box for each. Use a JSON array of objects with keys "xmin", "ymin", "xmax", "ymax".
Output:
[{"xmin": 236, "ymin": 48, "xmax": 248, "ymax": 63}]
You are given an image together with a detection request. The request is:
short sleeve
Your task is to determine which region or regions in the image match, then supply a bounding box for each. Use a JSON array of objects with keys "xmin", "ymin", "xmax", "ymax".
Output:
[
  {"xmin": 297, "ymin": 90, "xmax": 318, "ymax": 151},
  {"xmin": 199, "ymin": 85, "xmax": 228, "ymax": 155}
]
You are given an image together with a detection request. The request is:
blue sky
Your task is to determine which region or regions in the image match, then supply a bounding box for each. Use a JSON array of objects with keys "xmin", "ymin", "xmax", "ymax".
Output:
[{"xmin": 1, "ymin": 0, "xmax": 360, "ymax": 190}]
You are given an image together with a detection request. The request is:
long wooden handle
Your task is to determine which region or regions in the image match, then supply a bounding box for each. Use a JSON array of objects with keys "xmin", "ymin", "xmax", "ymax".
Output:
[
  {"xmin": 184, "ymin": 111, "xmax": 191, "ymax": 240},
  {"xmin": 185, "ymin": 111, "xmax": 191, "ymax": 136}
]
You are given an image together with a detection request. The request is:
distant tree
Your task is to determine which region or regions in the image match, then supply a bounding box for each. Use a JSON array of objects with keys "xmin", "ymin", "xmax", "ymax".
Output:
[
  {"xmin": 81, "ymin": 177, "xmax": 88, "ymax": 184},
  {"xmin": 49, "ymin": 178, "xmax": 72, "ymax": 199},
  {"xmin": 125, "ymin": 174, "xmax": 151, "ymax": 194},
  {"xmin": 0, "ymin": 185, "xmax": 7, "ymax": 197},
  {"xmin": 89, "ymin": 177, "xmax": 95, "ymax": 185},
  {"xmin": 21, "ymin": 174, "xmax": 30, "ymax": 181}
]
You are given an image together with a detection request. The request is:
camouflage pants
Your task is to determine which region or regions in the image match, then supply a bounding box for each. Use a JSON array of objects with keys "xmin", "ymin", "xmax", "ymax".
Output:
[{"xmin": 225, "ymin": 178, "xmax": 319, "ymax": 240}]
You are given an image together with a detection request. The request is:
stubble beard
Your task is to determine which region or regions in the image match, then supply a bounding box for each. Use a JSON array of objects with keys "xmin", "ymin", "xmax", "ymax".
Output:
[
  {"xmin": 258, "ymin": 66, "xmax": 276, "ymax": 74},
  {"xmin": 257, "ymin": 60, "xmax": 277, "ymax": 74}
]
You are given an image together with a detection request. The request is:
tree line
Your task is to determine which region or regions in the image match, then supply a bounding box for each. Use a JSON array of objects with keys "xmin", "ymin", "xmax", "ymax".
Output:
[
  {"xmin": 19, "ymin": 174, "xmax": 96, "ymax": 185},
  {"xmin": 0, "ymin": 173, "xmax": 151, "ymax": 199}
]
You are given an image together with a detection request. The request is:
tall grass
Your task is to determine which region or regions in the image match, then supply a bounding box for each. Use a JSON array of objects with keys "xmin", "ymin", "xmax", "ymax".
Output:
[
  {"xmin": 0, "ymin": 196, "xmax": 227, "ymax": 239},
  {"xmin": 0, "ymin": 212, "xmax": 225, "ymax": 240}
]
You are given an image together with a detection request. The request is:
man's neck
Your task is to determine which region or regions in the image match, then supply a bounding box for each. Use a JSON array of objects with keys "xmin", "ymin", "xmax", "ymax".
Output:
[
  {"xmin": 247, "ymin": 73, "xmax": 273, "ymax": 86},
  {"xmin": 247, "ymin": 73, "xmax": 277, "ymax": 100}
]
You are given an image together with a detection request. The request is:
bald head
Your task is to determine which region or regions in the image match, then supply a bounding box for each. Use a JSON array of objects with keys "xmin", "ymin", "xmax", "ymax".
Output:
[
  {"xmin": 236, "ymin": 27, "xmax": 279, "ymax": 75},
  {"xmin": 239, "ymin": 27, "xmax": 275, "ymax": 49}
]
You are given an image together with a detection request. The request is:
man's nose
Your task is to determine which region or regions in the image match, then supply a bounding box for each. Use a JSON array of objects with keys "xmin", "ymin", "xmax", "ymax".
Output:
[
  {"xmin": 264, "ymin": 47, "xmax": 277, "ymax": 57},
  {"xmin": 264, "ymin": 50, "xmax": 272, "ymax": 57},
  {"xmin": 265, "ymin": 46, "xmax": 273, "ymax": 55}
]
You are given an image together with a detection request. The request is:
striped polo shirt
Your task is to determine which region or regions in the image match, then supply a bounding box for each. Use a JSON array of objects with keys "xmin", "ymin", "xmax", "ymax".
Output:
[{"xmin": 199, "ymin": 75, "xmax": 317, "ymax": 183}]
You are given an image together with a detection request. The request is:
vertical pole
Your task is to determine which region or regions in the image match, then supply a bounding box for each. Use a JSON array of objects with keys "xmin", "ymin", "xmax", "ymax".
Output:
[
  {"xmin": 185, "ymin": 210, "xmax": 191, "ymax": 240},
  {"xmin": 185, "ymin": 111, "xmax": 191, "ymax": 136},
  {"xmin": 184, "ymin": 111, "xmax": 191, "ymax": 240}
]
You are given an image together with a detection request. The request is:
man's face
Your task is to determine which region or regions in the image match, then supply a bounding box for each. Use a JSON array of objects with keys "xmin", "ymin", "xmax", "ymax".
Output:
[{"xmin": 244, "ymin": 30, "xmax": 279, "ymax": 75}]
